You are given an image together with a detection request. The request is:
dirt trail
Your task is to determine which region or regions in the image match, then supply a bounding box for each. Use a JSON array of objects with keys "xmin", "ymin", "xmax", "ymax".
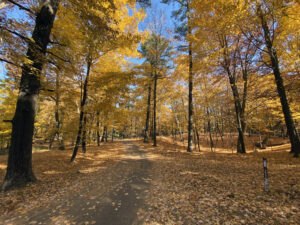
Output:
[{"xmin": 0, "ymin": 141, "xmax": 152, "ymax": 225}]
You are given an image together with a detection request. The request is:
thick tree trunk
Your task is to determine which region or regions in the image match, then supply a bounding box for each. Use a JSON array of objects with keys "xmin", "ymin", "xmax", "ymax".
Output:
[
  {"xmin": 96, "ymin": 111, "xmax": 100, "ymax": 147},
  {"xmin": 144, "ymin": 79, "xmax": 152, "ymax": 143},
  {"xmin": 2, "ymin": 0, "xmax": 60, "ymax": 191},
  {"xmin": 153, "ymin": 70, "xmax": 157, "ymax": 147},
  {"xmin": 258, "ymin": 7, "xmax": 300, "ymax": 157},
  {"xmin": 70, "ymin": 59, "xmax": 91, "ymax": 162}
]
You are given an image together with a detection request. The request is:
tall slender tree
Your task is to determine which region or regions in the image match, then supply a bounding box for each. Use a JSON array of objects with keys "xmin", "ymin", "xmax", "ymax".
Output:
[
  {"xmin": 140, "ymin": 34, "xmax": 172, "ymax": 146},
  {"xmin": 162, "ymin": 0, "xmax": 194, "ymax": 152}
]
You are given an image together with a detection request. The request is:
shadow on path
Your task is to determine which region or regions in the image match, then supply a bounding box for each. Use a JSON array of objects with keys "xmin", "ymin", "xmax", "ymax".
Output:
[{"xmin": 0, "ymin": 141, "xmax": 152, "ymax": 225}]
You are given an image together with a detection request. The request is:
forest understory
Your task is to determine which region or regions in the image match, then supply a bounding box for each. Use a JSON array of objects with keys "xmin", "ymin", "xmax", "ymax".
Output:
[{"xmin": 0, "ymin": 138, "xmax": 299, "ymax": 224}]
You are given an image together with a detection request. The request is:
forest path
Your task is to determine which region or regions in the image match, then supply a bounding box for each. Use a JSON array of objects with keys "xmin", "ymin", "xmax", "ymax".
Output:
[{"xmin": 0, "ymin": 141, "xmax": 152, "ymax": 225}]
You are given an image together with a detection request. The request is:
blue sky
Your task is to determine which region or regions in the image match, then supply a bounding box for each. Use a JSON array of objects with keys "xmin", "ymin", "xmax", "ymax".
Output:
[{"xmin": 0, "ymin": 0, "xmax": 176, "ymax": 79}]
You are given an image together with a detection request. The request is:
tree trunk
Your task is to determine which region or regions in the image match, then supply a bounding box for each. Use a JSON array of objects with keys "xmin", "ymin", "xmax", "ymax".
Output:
[
  {"xmin": 220, "ymin": 34, "xmax": 246, "ymax": 154},
  {"xmin": 195, "ymin": 127, "xmax": 201, "ymax": 152},
  {"xmin": 56, "ymin": 74, "xmax": 65, "ymax": 150},
  {"xmin": 207, "ymin": 108, "xmax": 214, "ymax": 152},
  {"xmin": 2, "ymin": 0, "xmax": 60, "ymax": 191},
  {"xmin": 153, "ymin": 70, "xmax": 157, "ymax": 147},
  {"xmin": 230, "ymin": 77, "xmax": 246, "ymax": 154},
  {"xmin": 49, "ymin": 71, "xmax": 65, "ymax": 150},
  {"xmin": 144, "ymin": 77, "xmax": 152, "ymax": 143},
  {"xmin": 187, "ymin": 3, "xmax": 193, "ymax": 152},
  {"xmin": 187, "ymin": 37, "xmax": 193, "ymax": 152},
  {"xmin": 236, "ymin": 53, "xmax": 249, "ymax": 153},
  {"xmin": 48, "ymin": 133, "xmax": 55, "ymax": 150},
  {"xmin": 70, "ymin": 59, "xmax": 91, "ymax": 162},
  {"xmin": 96, "ymin": 112, "xmax": 100, "ymax": 147},
  {"xmin": 175, "ymin": 114, "xmax": 183, "ymax": 142},
  {"xmin": 101, "ymin": 126, "xmax": 107, "ymax": 142},
  {"xmin": 258, "ymin": 6, "xmax": 300, "ymax": 157},
  {"xmin": 225, "ymin": 64, "xmax": 246, "ymax": 153},
  {"xmin": 111, "ymin": 127, "xmax": 114, "ymax": 142},
  {"xmin": 81, "ymin": 115, "xmax": 87, "ymax": 153},
  {"xmin": 105, "ymin": 128, "xmax": 108, "ymax": 142}
]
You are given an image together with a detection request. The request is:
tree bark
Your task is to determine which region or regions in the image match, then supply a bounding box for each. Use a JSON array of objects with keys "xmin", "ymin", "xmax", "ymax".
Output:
[
  {"xmin": 56, "ymin": 73, "xmax": 65, "ymax": 150},
  {"xmin": 70, "ymin": 59, "xmax": 91, "ymax": 162},
  {"xmin": 153, "ymin": 69, "xmax": 157, "ymax": 147},
  {"xmin": 81, "ymin": 114, "xmax": 87, "ymax": 153},
  {"xmin": 207, "ymin": 108, "xmax": 214, "ymax": 152},
  {"xmin": 111, "ymin": 127, "xmax": 114, "ymax": 142},
  {"xmin": 195, "ymin": 126, "xmax": 201, "ymax": 152},
  {"xmin": 174, "ymin": 112, "xmax": 183, "ymax": 142},
  {"xmin": 101, "ymin": 126, "xmax": 107, "ymax": 142},
  {"xmin": 229, "ymin": 75, "xmax": 246, "ymax": 154},
  {"xmin": 258, "ymin": 6, "xmax": 300, "ymax": 157},
  {"xmin": 186, "ymin": 1, "xmax": 194, "ymax": 152},
  {"xmin": 144, "ymin": 78, "xmax": 152, "ymax": 143},
  {"xmin": 49, "ymin": 71, "xmax": 65, "ymax": 150},
  {"xmin": 221, "ymin": 35, "xmax": 246, "ymax": 154},
  {"xmin": 2, "ymin": 0, "xmax": 60, "ymax": 191},
  {"xmin": 187, "ymin": 27, "xmax": 193, "ymax": 153},
  {"xmin": 96, "ymin": 111, "xmax": 100, "ymax": 147}
]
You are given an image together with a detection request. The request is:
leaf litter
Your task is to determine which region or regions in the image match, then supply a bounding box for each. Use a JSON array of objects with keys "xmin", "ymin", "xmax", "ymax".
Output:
[
  {"xmin": 0, "ymin": 142, "xmax": 125, "ymax": 216},
  {"xmin": 135, "ymin": 140, "xmax": 299, "ymax": 225}
]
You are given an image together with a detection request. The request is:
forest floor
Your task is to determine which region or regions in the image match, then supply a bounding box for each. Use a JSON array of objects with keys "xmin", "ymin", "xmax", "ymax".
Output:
[{"xmin": 0, "ymin": 139, "xmax": 299, "ymax": 224}]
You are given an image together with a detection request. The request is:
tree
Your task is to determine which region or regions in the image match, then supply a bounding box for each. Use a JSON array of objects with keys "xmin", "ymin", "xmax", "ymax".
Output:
[
  {"xmin": 256, "ymin": 1, "xmax": 300, "ymax": 157},
  {"xmin": 1, "ymin": 0, "xmax": 60, "ymax": 191},
  {"xmin": 162, "ymin": 0, "xmax": 194, "ymax": 152},
  {"xmin": 140, "ymin": 33, "xmax": 172, "ymax": 146},
  {"xmin": 1, "ymin": 0, "xmax": 147, "ymax": 189},
  {"xmin": 71, "ymin": 0, "xmax": 145, "ymax": 162}
]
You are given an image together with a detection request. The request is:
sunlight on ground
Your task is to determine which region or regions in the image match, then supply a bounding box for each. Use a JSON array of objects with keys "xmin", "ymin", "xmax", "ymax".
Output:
[
  {"xmin": 0, "ymin": 142, "xmax": 126, "ymax": 216},
  {"xmin": 79, "ymin": 166, "xmax": 107, "ymax": 174},
  {"xmin": 43, "ymin": 170, "xmax": 64, "ymax": 175},
  {"xmin": 137, "ymin": 139, "xmax": 300, "ymax": 225},
  {"xmin": 180, "ymin": 171, "xmax": 201, "ymax": 175},
  {"xmin": 159, "ymin": 136, "xmax": 291, "ymax": 154},
  {"xmin": 0, "ymin": 163, "xmax": 6, "ymax": 170},
  {"xmin": 122, "ymin": 153, "xmax": 162, "ymax": 161}
]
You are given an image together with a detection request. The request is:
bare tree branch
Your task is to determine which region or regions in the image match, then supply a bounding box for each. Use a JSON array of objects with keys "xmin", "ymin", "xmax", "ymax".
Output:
[
  {"xmin": 0, "ymin": 58, "xmax": 22, "ymax": 68},
  {"xmin": 0, "ymin": 25, "xmax": 32, "ymax": 43},
  {"xmin": 46, "ymin": 51, "xmax": 71, "ymax": 63},
  {"xmin": 4, "ymin": 0, "xmax": 35, "ymax": 15},
  {"xmin": 3, "ymin": 120, "xmax": 13, "ymax": 123}
]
